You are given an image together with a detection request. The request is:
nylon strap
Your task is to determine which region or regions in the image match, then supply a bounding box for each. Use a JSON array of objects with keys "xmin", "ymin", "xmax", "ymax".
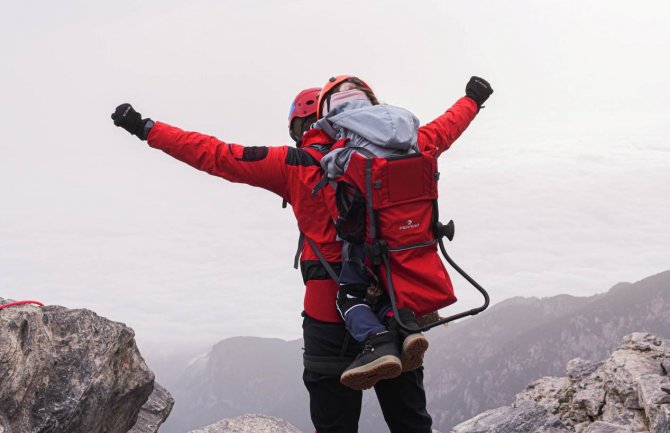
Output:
[
  {"xmin": 293, "ymin": 232, "xmax": 305, "ymax": 269},
  {"xmin": 311, "ymin": 176, "xmax": 330, "ymax": 197},
  {"xmin": 303, "ymin": 354, "xmax": 353, "ymax": 376},
  {"xmin": 315, "ymin": 117, "xmax": 339, "ymax": 139},
  {"xmin": 305, "ymin": 236, "xmax": 340, "ymax": 283},
  {"xmin": 311, "ymin": 148, "xmax": 374, "ymax": 197},
  {"xmin": 365, "ymin": 158, "xmax": 376, "ymax": 239},
  {"xmin": 346, "ymin": 146, "xmax": 377, "ymax": 159}
]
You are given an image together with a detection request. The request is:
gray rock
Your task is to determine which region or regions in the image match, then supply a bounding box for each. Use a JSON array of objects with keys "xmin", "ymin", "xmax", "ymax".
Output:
[
  {"xmin": 638, "ymin": 374, "xmax": 668, "ymax": 406},
  {"xmin": 129, "ymin": 382, "xmax": 175, "ymax": 433},
  {"xmin": 623, "ymin": 332, "xmax": 659, "ymax": 345},
  {"xmin": 0, "ymin": 415, "xmax": 9, "ymax": 433},
  {"xmin": 582, "ymin": 421, "xmax": 632, "ymax": 433},
  {"xmin": 654, "ymin": 405, "xmax": 670, "ymax": 433},
  {"xmin": 187, "ymin": 414, "xmax": 302, "ymax": 433},
  {"xmin": 661, "ymin": 359, "xmax": 670, "ymax": 376},
  {"xmin": 574, "ymin": 421, "xmax": 590, "ymax": 433},
  {"xmin": 573, "ymin": 386, "xmax": 606, "ymax": 419},
  {"xmin": 517, "ymin": 376, "xmax": 571, "ymax": 415},
  {"xmin": 0, "ymin": 298, "xmax": 159, "ymax": 433},
  {"xmin": 450, "ymin": 400, "xmax": 571, "ymax": 433},
  {"xmin": 623, "ymin": 333, "xmax": 664, "ymax": 354},
  {"xmin": 598, "ymin": 338, "xmax": 663, "ymax": 420},
  {"xmin": 567, "ymin": 358, "xmax": 602, "ymax": 382},
  {"xmin": 638, "ymin": 375, "xmax": 670, "ymax": 432},
  {"xmin": 657, "ymin": 381, "xmax": 670, "ymax": 404}
]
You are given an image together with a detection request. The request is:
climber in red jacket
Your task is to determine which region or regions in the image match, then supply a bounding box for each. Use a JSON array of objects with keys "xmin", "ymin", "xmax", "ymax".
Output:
[{"xmin": 111, "ymin": 75, "xmax": 492, "ymax": 433}]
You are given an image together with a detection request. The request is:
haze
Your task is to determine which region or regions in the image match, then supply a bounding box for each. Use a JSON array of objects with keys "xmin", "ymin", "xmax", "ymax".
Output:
[{"xmin": 2, "ymin": 0, "xmax": 669, "ymax": 353}]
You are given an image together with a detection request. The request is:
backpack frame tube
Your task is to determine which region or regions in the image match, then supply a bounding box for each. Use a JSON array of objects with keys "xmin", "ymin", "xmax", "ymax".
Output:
[{"xmin": 383, "ymin": 233, "xmax": 490, "ymax": 333}]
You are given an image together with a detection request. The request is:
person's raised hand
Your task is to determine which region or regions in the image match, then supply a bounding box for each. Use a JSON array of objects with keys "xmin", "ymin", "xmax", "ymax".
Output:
[
  {"xmin": 111, "ymin": 103, "xmax": 152, "ymax": 140},
  {"xmin": 465, "ymin": 77, "xmax": 493, "ymax": 110}
]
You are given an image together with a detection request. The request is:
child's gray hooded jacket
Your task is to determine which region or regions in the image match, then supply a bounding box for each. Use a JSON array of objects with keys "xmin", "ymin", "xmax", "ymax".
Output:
[{"xmin": 317, "ymin": 99, "xmax": 420, "ymax": 179}]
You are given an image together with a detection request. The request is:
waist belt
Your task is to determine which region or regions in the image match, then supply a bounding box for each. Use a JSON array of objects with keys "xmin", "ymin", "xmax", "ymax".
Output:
[{"xmin": 303, "ymin": 354, "xmax": 355, "ymax": 376}]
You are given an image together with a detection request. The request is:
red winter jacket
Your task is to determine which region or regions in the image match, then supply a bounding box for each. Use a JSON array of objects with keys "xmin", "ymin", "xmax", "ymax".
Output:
[{"xmin": 146, "ymin": 96, "xmax": 478, "ymax": 323}]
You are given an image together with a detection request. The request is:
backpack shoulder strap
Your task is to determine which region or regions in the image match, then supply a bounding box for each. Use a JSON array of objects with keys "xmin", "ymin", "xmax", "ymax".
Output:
[
  {"xmin": 293, "ymin": 231, "xmax": 339, "ymax": 283},
  {"xmin": 309, "ymin": 138, "xmax": 351, "ymax": 197},
  {"xmin": 305, "ymin": 235, "xmax": 340, "ymax": 283},
  {"xmin": 293, "ymin": 231, "xmax": 305, "ymax": 269},
  {"xmin": 302, "ymin": 144, "xmax": 330, "ymax": 162}
]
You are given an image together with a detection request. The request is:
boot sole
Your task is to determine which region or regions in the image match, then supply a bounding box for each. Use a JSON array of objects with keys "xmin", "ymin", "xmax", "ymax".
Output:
[
  {"xmin": 340, "ymin": 355, "xmax": 402, "ymax": 391},
  {"xmin": 401, "ymin": 333, "xmax": 429, "ymax": 372}
]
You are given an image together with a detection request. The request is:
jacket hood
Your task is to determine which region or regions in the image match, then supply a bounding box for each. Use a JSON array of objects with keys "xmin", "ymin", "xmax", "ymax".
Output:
[{"xmin": 325, "ymin": 100, "xmax": 419, "ymax": 150}]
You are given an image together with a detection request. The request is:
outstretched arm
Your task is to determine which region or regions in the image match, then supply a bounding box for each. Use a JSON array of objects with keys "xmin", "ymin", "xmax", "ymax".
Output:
[
  {"xmin": 111, "ymin": 104, "xmax": 291, "ymax": 199},
  {"xmin": 417, "ymin": 76, "xmax": 493, "ymax": 157}
]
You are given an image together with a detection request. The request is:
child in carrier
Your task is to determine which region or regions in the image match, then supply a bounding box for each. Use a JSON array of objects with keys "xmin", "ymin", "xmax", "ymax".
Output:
[{"xmin": 315, "ymin": 75, "xmax": 431, "ymax": 390}]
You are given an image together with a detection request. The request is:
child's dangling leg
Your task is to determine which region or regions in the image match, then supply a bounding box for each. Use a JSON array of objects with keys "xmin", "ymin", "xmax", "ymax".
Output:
[
  {"xmin": 336, "ymin": 242, "xmax": 401, "ymax": 390},
  {"xmin": 378, "ymin": 306, "xmax": 430, "ymax": 373}
]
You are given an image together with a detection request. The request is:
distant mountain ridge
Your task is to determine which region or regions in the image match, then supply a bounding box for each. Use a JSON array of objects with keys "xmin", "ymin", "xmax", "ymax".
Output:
[
  {"xmin": 158, "ymin": 270, "xmax": 670, "ymax": 433},
  {"xmin": 162, "ymin": 337, "xmax": 305, "ymax": 433}
]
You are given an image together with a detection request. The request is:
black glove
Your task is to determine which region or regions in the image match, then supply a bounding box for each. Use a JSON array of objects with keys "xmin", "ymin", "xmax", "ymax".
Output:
[
  {"xmin": 465, "ymin": 76, "xmax": 493, "ymax": 110},
  {"xmin": 111, "ymin": 103, "xmax": 152, "ymax": 140}
]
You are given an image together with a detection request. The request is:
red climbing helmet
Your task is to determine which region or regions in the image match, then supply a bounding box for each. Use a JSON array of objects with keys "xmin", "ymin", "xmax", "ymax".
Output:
[
  {"xmin": 288, "ymin": 87, "xmax": 320, "ymax": 127},
  {"xmin": 288, "ymin": 87, "xmax": 320, "ymax": 143}
]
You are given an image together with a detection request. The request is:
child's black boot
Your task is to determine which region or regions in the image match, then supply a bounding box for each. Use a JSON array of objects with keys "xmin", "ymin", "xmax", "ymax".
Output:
[
  {"xmin": 388, "ymin": 308, "xmax": 430, "ymax": 372},
  {"xmin": 340, "ymin": 330, "xmax": 402, "ymax": 390}
]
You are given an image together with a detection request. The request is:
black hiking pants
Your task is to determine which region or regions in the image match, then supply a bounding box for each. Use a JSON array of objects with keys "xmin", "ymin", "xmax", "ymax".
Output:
[{"xmin": 302, "ymin": 314, "xmax": 433, "ymax": 433}]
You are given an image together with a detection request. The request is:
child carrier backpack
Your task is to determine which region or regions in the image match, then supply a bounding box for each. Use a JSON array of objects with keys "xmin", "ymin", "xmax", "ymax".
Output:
[{"xmin": 331, "ymin": 148, "xmax": 490, "ymax": 332}]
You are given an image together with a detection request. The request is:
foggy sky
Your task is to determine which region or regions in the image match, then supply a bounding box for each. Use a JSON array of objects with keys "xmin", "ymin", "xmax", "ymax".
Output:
[{"xmin": 2, "ymin": 0, "xmax": 669, "ymax": 353}]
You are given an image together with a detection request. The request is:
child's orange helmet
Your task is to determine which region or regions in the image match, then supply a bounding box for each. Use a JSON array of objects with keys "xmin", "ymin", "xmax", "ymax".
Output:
[{"xmin": 317, "ymin": 75, "xmax": 373, "ymax": 119}]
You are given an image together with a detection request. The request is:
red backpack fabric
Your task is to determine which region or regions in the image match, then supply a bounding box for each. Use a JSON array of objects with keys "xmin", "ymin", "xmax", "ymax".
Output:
[{"xmin": 336, "ymin": 151, "xmax": 457, "ymax": 317}]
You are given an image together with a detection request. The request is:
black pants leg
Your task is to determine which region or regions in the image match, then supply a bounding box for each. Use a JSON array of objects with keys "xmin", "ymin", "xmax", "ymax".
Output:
[
  {"xmin": 303, "ymin": 315, "xmax": 364, "ymax": 433},
  {"xmin": 303, "ymin": 369, "xmax": 362, "ymax": 433},
  {"xmin": 374, "ymin": 368, "xmax": 433, "ymax": 433}
]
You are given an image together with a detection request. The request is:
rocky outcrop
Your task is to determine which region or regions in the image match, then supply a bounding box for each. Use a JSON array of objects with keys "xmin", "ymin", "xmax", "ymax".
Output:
[
  {"xmin": 0, "ymin": 298, "xmax": 172, "ymax": 433},
  {"xmin": 130, "ymin": 383, "xmax": 175, "ymax": 433},
  {"xmin": 187, "ymin": 414, "xmax": 302, "ymax": 433},
  {"xmin": 452, "ymin": 333, "xmax": 670, "ymax": 433}
]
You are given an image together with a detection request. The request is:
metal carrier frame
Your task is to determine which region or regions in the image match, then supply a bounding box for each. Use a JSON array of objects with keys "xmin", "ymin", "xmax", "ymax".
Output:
[{"xmin": 362, "ymin": 156, "xmax": 490, "ymax": 333}]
